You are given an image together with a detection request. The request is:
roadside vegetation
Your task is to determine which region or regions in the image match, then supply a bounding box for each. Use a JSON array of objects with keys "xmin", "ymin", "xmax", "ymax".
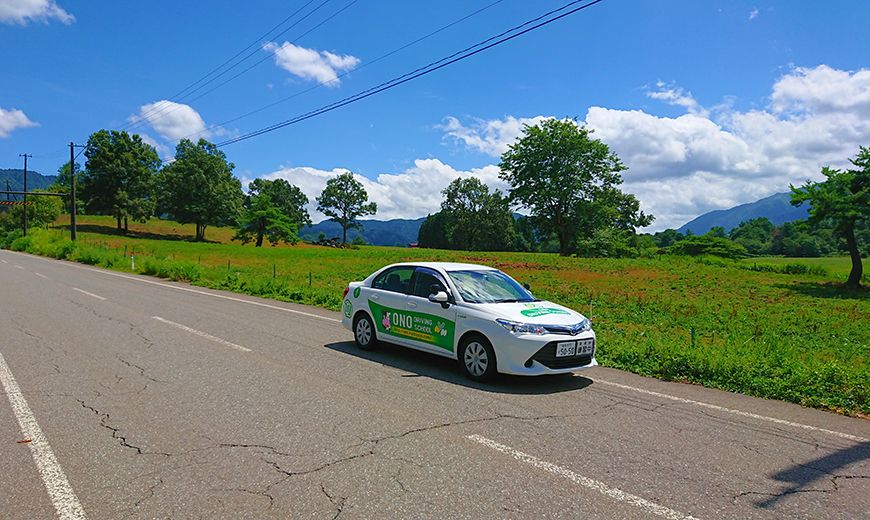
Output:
[{"xmin": 3, "ymin": 216, "xmax": 868, "ymax": 417}]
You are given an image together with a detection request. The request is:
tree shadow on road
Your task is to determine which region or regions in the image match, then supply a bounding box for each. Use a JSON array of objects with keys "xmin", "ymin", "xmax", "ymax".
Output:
[
  {"xmin": 752, "ymin": 441, "xmax": 870, "ymax": 510},
  {"xmin": 324, "ymin": 340, "xmax": 593, "ymax": 395}
]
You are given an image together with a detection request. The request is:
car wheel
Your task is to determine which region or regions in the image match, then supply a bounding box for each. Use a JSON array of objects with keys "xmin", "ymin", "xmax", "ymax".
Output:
[
  {"xmin": 459, "ymin": 335, "xmax": 497, "ymax": 382},
  {"xmin": 353, "ymin": 313, "xmax": 377, "ymax": 350}
]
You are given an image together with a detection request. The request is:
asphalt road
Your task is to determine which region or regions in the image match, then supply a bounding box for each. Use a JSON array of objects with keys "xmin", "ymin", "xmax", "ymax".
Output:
[{"xmin": 1, "ymin": 249, "xmax": 868, "ymax": 520}]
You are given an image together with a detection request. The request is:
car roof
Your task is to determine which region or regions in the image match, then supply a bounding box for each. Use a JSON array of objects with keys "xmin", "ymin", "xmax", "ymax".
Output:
[{"xmin": 383, "ymin": 261, "xmax": 496, "ymax": 272}]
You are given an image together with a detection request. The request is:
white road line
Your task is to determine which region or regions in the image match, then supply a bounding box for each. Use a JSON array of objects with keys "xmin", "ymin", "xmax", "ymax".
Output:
[
  {"xmin": 0, "ymin": 351, "xmax": 88, "ymax": 520},
  {"xmin": 467, "ymin": 434, "xmax": 699, "ymax": 520},
  {"xmin": 593, "ymin": 379, "xmax": 868, "ymax": 443},
  {"xmin": 34, "ymin": 272, "xmax": 50, "ymax": 280},
  {"xmin": 153, "ymin": 316, "xmax": 251, "ymax": 352},
  {"xmin": 71, "ymin": 288, "xmax": 106, "ymax": 301},
  {"xmin": 8, "ymin": 252, "xmax": 340, "ymax": 323},
  {"xmin": 1, "ymin": 258, "xmax": 7, "ymax": 263},
  {"xmin": 15, "ymin": 264, "xmax": 24, "ymax": 269}
]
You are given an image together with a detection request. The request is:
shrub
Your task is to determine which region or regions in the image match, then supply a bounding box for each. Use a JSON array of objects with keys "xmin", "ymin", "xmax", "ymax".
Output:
[{"xmin": 667, "ymin": 235, "xmax": 748, "ymax": 259}]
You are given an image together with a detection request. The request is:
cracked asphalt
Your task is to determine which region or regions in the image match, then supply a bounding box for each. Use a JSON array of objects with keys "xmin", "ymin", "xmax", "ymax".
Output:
[{"xmin": 1, "ymin": 249, "xmax": 869, "ymax": 520}]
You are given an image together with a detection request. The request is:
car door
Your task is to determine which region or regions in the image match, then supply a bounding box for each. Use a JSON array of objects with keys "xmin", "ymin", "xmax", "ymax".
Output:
[
  {"xmin": 367, "ymin": 266, "xmax": 416, "ymax": 346},
  {"xmin": 399, "ymin": 267, "xmax": 458, "ymax": 357}
]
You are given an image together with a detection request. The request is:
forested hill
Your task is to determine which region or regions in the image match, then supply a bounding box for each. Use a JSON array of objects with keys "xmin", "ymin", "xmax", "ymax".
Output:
[
  {"xmin": 678, "ymin": 192, "xmax": 810, "ymax": 235},
  {"xmin": 0, "ymin": 169, "xmax": 58, "ymax": 195},
  {"xmin": 300, "ymin": 217, "xmax": 426, "ymax": 246}
]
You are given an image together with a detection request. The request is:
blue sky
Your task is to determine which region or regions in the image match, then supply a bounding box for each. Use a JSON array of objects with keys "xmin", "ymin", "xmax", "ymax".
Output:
[{"xmin": 2, "ymin": 0, "xmax": 870, "ymax": 229}]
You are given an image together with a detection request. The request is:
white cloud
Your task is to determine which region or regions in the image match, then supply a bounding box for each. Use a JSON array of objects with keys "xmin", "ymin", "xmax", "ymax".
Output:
[
  {"xmin": 129, "ymin": 100, "xmax": 213, "ymax": 142},
  {"xmin": 0, "ymin": 106, "xmax": 37, "ymax": 137},
  {"xmin": 263, "ymin": 41, "xmax": 359, "ymax": 86},
  {"xmin": 246, "ymin": 159, "xmax": 507, "ymax": 223},
  {"xmin": 749, "ymin": 7, "xmax": 759, "ymax": 20},
  {"xmin": 440, "ymin": 115, "xmax": 550, "ymax": 156},
  {"xmin": 0, "ymin": 0, "xmax": 73, "ymax": 25},
  {"xmin": 646, "ymin": 81, "xmax": 708, "ymax": 116},
  {"xmin": 441, "ymin": 65, "xmax": 870, "ymax": 231}
]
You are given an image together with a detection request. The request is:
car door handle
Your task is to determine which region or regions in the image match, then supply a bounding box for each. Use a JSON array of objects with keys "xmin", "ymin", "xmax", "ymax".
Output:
[
  {"xmin": 370, "ymin": 294, "xmax": 379, "ymax": 300},
  {"xmin": 407, "ymin": 302, "xmax": 417, "ymax": 308}
]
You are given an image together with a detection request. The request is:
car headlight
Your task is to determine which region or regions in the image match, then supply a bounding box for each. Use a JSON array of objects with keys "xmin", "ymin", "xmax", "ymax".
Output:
[
  {"xmin": 496, "ymin": 318, "xmax": 547, "ymax": 335},
  {"xmin": 578, "ymin": 318, "xmax": 592, "ymax": 333}
]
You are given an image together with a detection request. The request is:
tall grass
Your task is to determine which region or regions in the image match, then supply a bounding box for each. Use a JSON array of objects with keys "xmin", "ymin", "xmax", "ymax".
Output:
[{"xmin": 6, "ymin": 224, "xmax": 869, "ymax": 416}]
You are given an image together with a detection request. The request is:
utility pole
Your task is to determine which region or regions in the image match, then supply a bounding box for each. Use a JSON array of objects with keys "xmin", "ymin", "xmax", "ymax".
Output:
[
  {"xmin": 5, "ymin": 180, "xmax": 9, "ymax": 201},
  {"xmin": 69, "ymin": 142, "xmax": 77, "ymax": 240},
  {"xmin": 19, "ymin": 153, "xmax": 31, "ymax": 236}
]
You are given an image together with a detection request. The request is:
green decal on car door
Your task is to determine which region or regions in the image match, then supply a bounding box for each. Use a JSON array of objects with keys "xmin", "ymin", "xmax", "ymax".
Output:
[{"xmin": 368, "ymin": 300, "xmax": 454, "ymax": 352}]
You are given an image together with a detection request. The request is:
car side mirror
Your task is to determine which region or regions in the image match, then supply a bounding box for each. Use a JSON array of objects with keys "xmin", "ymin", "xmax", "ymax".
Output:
[
  {"xmin": 428, "ymin": 290, "xmax": 450, "ymax": 308},
  {"xmin": 523, "ymin": 282, "xmax": 531, "ymax": 290}
]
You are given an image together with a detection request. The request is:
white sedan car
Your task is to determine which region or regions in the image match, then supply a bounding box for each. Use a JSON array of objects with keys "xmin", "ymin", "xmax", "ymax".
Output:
[{"xmin": 341, "ymin": 262, "xmax": 597, "ymax": 381}]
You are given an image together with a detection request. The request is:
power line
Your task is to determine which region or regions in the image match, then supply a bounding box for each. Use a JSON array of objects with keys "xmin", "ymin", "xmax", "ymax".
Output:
[
  {"xmin": 216, "ymin": 0, "xmax": 606, "ymax": 147},
  {"xmin": 123, "ymin": 0, "xmax": 321, "ymax": 131},
  {"xmin": 183, "ymin": 0, "xmax": 506, "ymax": 141},
  {"xmin": 125, "ymin": 0, "xmax": 345, "ymax": 134}
]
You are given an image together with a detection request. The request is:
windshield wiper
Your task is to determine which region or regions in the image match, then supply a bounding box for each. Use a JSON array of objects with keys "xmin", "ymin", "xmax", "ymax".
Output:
[{"xmin": 493, "ymin": 298, "xmax": 522, "ymax": 303}]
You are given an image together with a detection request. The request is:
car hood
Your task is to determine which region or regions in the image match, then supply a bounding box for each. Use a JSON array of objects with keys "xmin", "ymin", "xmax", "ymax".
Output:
[{"xmin": 473, "ymin": 300, "xmax": 587, "ymax": 325}]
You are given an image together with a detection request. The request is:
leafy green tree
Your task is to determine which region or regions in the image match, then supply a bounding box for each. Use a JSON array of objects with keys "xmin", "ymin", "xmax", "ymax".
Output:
[
  {"xmin": 4, "ymin": 189, "xmax": 64, "ymax": 231},
  {"xmin": 234, "ymin": 193, "xmax": 299, "ymax": 247},
  {"xmin": 667, "ymin": 235, "xmax": 748, "ymax": 259},
  {"xmin": 53, "ymin": 162, "xmax": 85, "ymax": 215},
  {"xmin": 81, "ymin": 130, "xmax": 160, "ymax": 232},
  {"xmin": 316, "ymin": 172, "xmax": 377, "ymax": 243},
  {"xmin": 706, "ymin": 226, "xmax": 727, "ymax": 238},
  {"xmin": 791, "ymin": 146, "xmax": 870, "ymax": 288},
  {"xmin": 440, "ymin": 177, "xmax": 517, "ymax": 251},
  {"xmin": 248, "ymin": 178, "xmax": 311, "ymax": 228},
  {"xmin": 499, "ymin": 118, "xmax": 651, "ymax": 255},
  {"xmin": 158, "ymin": 139, "xmax": 243, "ymax": 241},
  {"xmin": 653, "ymin": 229, "xmax": 685, "ymax": 247},
  {"xmin": 729, "ymin": 217, "xmax": 774, "ymax": 255},
  {"xmin": 417, "ymin": 212, "xmax": 452, "ymax": 249}
]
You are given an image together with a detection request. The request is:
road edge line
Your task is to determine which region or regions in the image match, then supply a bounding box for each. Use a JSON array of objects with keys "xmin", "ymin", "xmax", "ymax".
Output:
[{"xmin": 0, "ymin": 351, "xmax": 88, "ymax": 520}]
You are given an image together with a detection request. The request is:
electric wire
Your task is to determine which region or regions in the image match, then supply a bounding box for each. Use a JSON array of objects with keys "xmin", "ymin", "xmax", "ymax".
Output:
[
  {"xmin": 125, "ymin": 0, "xmax": 337, "ymax": 133},
  {"xmin": 182, "ymin": 0, "xmax": 506, "ymax": 141},
  {"xmin": 216, "ymin": 0, "xmax": 606, "ymax": 147}
]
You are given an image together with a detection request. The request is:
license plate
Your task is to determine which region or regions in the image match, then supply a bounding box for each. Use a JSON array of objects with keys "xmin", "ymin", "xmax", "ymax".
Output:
[
  {"xmin": 577, "ymin": 339, "xmax": 594, "ymax": 355},
  {"xmin": 555, "ymin": 341, "xmax": 576, "ymax": 357}
]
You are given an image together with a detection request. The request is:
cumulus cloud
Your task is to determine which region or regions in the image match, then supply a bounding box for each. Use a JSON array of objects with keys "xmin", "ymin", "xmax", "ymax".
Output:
[
  {"xmin": 263, "ymin": 41, "xmax": 359, "ymax": 86},
  {"xmin": 749, "ymin": 7, "xmax": 759, "ymax": 20},
  {"xmin": 442, "ymin": 65, "xmax": 870, "ymax": 230},
  {"xmin": 0, "ymin": 0, "xmax": 73, "ymax": 24},
  {"xmin": 0, "ymin": 106, "xmax": 37, "ymax": 137},
  {"xmin": 129, "ymin": 100, "xmax": 213, "ymax": 142},
  {"xmin": 646, "ymin": 81, "xmax": 708, "ymax": 116},
  {"xmin": 440, "ymin": 115, "xmax": 550, "ymax": 156},
  {"xmin": 245, "ymin": 159, "xmax": 507, "ymax": 223}
]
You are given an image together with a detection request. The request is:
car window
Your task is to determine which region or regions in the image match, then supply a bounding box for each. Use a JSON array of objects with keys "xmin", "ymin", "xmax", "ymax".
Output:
[
  {"xmin": 447, "ymin": 269, "xmax": 535, "ymax": 304},
  {"xmin": 372, "ymin": 267, "xmax": 415, "ymax": 294},
  {"xmin": 411, "ymin": 269, "xmax": 446, "ymax": 298}
]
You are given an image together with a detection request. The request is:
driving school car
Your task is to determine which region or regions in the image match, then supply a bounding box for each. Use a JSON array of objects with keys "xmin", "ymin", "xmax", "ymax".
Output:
[{"xmin": 341, "ymin": 262, "xmax": 597, "ymax": 381}]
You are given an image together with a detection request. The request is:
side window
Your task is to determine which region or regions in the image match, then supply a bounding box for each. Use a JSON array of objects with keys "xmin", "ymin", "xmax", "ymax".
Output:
[
  {"xmin": 411, "ymin": 269, "xmax": 446, "ymax": 298},
  {"xmin": 372, "ymin": 267, "xmax": 415, "ymax": 294}
]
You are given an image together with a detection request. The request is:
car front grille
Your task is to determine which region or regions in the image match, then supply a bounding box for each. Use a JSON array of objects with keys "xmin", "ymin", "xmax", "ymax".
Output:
[
  {"xmin": 543, "ymin": 324, "xmax": 585, "ymax": 335},
  {"xmin": 529, "ymin": 341, "xmax": 595, "ymax": 369}
]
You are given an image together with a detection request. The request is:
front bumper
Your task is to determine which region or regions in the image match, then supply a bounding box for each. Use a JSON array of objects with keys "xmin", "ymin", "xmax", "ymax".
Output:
[{"xmin": 494, "ymin": 331, "xmax": 598, "ymax": 376}]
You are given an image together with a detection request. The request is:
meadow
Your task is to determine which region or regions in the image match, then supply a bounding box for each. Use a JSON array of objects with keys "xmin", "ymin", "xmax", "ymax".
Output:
[{"xmin": 6, "ymin": 215, "xmax": 869, "ymax": 416}]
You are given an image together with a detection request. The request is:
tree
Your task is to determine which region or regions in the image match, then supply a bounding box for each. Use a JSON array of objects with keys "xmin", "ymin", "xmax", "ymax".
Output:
[
  {"xmin": 499, "ymin": 118, "xmax": 651, "ymax": 255},
  {"xmin": 234, "ymin": 179, "xmax": 309, "ymax": 247},
  {"xmin": 248, "ymin": 178, "xmax": 311, "ymax": 228},
  {"xmin": 234, "ymin": 193, "xmax": 300, "ymax": 247},
  {"xmin": 417, "ymin": 212, "xmax": 452, "ymax": 249},
  {"xmin": 316, "ymin": 172, "xmax": 377, "ymax": 243},
  {"xmin": 80, "ymin": 130, "xmax": 160, "ymax": 232},
  {"xmin": 730, "ymin": 217, "xmax": 774, "ymax": 255},
  {"xmin": 791, "ymin": 146, "xmax": 870, "ymax": 288},
  {"xmin": 158, "ymin": 139, "xmax": 243, "ymax": 241},
  {"xmin": 54, "ymin": 162, "xmax": 85, "ymax": 215},
  {"xmin": 3, "ymin": 190, "xmax": 63, "ymax": 231},
  {"xmin": 439, "ymin": 177, "xmax": 517, "ymax": 251}
]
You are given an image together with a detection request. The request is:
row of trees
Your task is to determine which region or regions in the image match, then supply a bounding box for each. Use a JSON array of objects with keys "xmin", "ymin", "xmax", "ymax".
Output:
[
  {"xmin": 419, "ymin": 119, "xmax": 653, "ymax": 254},
  {"xmin": 39, "ymin": 130, "xmax": 378, "ymax": 246}
]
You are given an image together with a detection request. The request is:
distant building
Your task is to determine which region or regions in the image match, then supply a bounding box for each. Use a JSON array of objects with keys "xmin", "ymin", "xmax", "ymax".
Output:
[{"xmin": 408, "ymin": 242, "xmax": 419, "ymax": 248}]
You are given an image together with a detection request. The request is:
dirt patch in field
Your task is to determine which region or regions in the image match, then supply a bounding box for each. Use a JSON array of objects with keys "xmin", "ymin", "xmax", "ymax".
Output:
[
  {"xmin": 621, "ymin": 267, "xmax": 675, "ymax": 281},
  {"xmin": 557, "ymin": 270, "xmax": 608, "ymax": 283}
]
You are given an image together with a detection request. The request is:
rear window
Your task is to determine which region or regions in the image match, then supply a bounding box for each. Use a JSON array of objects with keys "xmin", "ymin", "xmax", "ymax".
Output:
[{"xmin": 372, "ymin": 267, "xmax": 415, "ymax": 294}]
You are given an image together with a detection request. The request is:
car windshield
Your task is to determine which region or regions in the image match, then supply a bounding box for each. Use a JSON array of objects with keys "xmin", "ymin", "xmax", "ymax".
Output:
[{"xmin": 447, "ymin": 269, "xmax": 535, "ymax": 304}]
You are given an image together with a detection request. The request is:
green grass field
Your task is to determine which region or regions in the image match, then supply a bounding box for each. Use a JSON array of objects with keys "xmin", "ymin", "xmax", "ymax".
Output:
[
  {"xmin": 7, "ymin": 215, "xmax": 869, "ymax": 416},
  {"xmin": 742, "ymin": 256, "xmax": 862, "ymax": 279}
]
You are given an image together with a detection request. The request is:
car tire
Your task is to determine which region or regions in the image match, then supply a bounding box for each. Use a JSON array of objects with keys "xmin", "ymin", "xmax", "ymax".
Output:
[
  {"xmin": 458, "ymin": 335, "xmax": 497, "ymax": 382},
  {"xmin": 353, "ymin": 313, "xmax": 377, "ymax": 350}
]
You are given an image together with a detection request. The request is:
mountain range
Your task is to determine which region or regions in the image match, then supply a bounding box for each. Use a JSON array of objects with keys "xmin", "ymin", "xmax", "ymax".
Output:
[
  {"xmin": 0, "ymin": 169, "xmax": 58, "ymax": 197},
  {"xmin": 300, "ymin": 217, "xmax": 426, "ymax": 247},
  {"xmin": 677, "ymin": 192, "xmax": 809, "ymax": 235}
]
